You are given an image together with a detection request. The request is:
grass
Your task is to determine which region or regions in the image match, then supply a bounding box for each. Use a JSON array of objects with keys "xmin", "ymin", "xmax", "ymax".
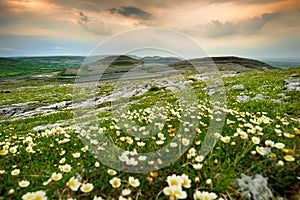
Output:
[{"xmin": 0, "ymin": 67, "xmax": 299, "ymax": 199}]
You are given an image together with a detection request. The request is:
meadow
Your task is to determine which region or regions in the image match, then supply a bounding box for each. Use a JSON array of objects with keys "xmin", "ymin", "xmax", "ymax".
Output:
[{"xmin": 0, "ymin": 65, "xmax": 299, "ymax": 199}]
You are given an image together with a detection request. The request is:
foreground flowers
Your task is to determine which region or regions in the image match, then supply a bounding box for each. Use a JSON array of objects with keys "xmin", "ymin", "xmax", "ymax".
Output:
[
  {"xmin": 67, "ymin": 177, "xmax": 81, "ymax": 191},
  {"xmin": 163, "ymin": 174, "xmax": 192, "ymax": 199},
  {"xmin": 22, "ymin": 190, "xmax": 47, "ymax": 200},
  {"xmin": 194, "ymin": 191, "xmax": 218, "ymax": 200}
]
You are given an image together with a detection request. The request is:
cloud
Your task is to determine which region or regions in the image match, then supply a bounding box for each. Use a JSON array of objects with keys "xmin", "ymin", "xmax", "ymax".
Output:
[
  {"xmin": 77, "ymin": 11, "xmax": 111, "ymax": 35},
  {"xmin": 208, "ymin": 0, "xmax": 284, "ymax": 4},
  {"xmin": 79, "ymin": 12, "xmax": 89, "ymax": 24},
  {"xmin": 206, "ymin": 12, "xmax": 280, "ymax": 37},
  {"xmin": 108, "ymin": 6, "xmax": 151, "ymax": 20}
]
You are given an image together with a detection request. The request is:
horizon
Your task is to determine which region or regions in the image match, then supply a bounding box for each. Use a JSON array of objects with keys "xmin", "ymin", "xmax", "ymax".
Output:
[{"xmin": 0, "ymin": 0, "xmax": 299, "ymax": 58}]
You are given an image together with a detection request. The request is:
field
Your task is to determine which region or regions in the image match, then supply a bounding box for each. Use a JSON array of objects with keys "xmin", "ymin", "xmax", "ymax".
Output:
[{"xmin": 0, "ymin": 59, "xmax": 299, "ymax": 199}]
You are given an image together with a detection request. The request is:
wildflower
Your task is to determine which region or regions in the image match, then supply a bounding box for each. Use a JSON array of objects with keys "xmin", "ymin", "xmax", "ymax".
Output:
[
  {"xmin": 9, "ymin": 146, "xmax": 17, "ymax": 154},
  {"xmin": 67, "ymin": 177, "xmax": 81, "ymax": 191},
  {"xmin": 282, "ymin": 148, "xmax": 294, "ymax": 155},
  {"xmin": 128, "ymin": 176, "xmax": 140, "ymax": 187},
  {"xmin": 34, "ymin": 191, "xmax": 47, "ymax": 200},
  {"xmin": 284, "ymin": 155, "xmax": 295, "ymax": 162},
  {"xmin": 195, "ymin": 155, "xmax": 204, "ymax": 162},
  {"xmin": 59, "ymin": 158, "xmax": 66, "ymax": 164},
  {"xmin": 256, "ymin": 146, "xmax": 269, "ymax": 156},
  {"xmin": 95, "ymin": 161, "xmax": 100, "ymax": 167},
  {"xmin": 0, "ymin": 149, "xmax": 8, "ymax": 155},
  {"xmin": 81, "ymin": 145, "xmax": 88, "ymax": 152},
  {"xmin": 193, "ymin": 163, "xmax": 203, "ymax": 170},
  {"xmin": 0, "ymin": 170, "xmax": 5, "ymax": 174},
  {"xmin": 42, "ymin": 178, "xmax": 52, "ymax": 186},
  {"xmin": 265, "ymin": 140, "xmax": 274, "ymax": 147},
  {"xmin": 206, "ymin": 179, "xmax": 212, "ymax": 185},
  {"xmin": 220, "ymin": 136, "xmax": 230, "ymax": 143},
  {"xmin": 181, "ymin": 174, "xmax": 191, "ymax": 188},
  {"xmin": 163, "ymin": 186, "xmax": 187, "ymax": 199},
  {"xmin": 137, "ymin": 142, "xmax": 145, "ymax": 147},
  {"xmin": 251, "ymin": 137, "xmax": 260, "ymax": 144},
  {"xmin": 107, "ymin": 169, "xmax": 117, "ymax": 176},
  {"xmin": 182, "ymin": 138, "xmax": 190, "ymax": 146},
  {"xmin": 22, "ymin": 192, "xmax": 35, "ymax": 200},
  {"xmin": 167, "ymin": 174, "xmax": 183, "ymax": 187},
  {"xmin": 51, "ymin": 172, "xmax": 62, "ymax": 181},
  {"xmin": 11, "ymin": 169, "xmax": 20, "ymax": 176},
  {"xmin": 284, "ymin": 133, "xmax": 295, "ymax": 138},
  {"xmin": 19, "ymin": 180, "xmax": 30, "ymax": 188},
  {"xmin": 194, "ymin": 190, "xmax": 218, "ymax": 200},
  {"xmin": 22, "ymin": 191, "xmax": 47, "ymax": 200},
  {"xmin": 277, "ymin": 160, "xmax": 284, "ymax": 166},
  {"xmin": 80, "ymin": 183, "xmax": 94, "ymax": 193},
  {"xmin": 122, "ymin": 189, "xmax": 132, "ymax": 196},
  {"xmin": 170, "ymin": 142, "xmax": 178, "ymax": 148},
  {"xmin": 26, "ymin": 146, "xmax": 35, "ymax": 153},
  {"xmin": 274, "ymin": 143, "xmax": 285, "ymax": 149},
  {"xmin": 72, "ymin": 152, "xmax": 80, "ymax": 158},
  {"xmin": 8, "ymin": 189, "xmax": 14, "ymax": 194},
  {"xmin": 110, "ymin": 177, "xmax": 121, "ymax": 188},
  {"xmin": 59, "ymin": 164, "xmax": 71, "ymax": 173},
  {"xmin": 150, "ymin": 172, "xmax": 158, "ymax": 178}
]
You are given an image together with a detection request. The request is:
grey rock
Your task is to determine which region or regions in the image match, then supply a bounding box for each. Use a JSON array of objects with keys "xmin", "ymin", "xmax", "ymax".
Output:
[
  {"xmin": 0, "ymin": 101, "xmax": 40, "ymax": 117},
  {"xmin": 237, "ymin": 95, "xmax": 250, "ymax": 102},
  {"xmin": 284, "ymin": 78, "xmax": 300, "ymax": 91},
  {"xmin": 235, "ymin": 174, "xmax": 274, "ymax": 200},
  {"xmin": 253, "ymin": 94, "xmax": 266, "ymax": 100},
  {"xmin": 232, "ymin": 84, "xmax": 245, "ymax": 90}
]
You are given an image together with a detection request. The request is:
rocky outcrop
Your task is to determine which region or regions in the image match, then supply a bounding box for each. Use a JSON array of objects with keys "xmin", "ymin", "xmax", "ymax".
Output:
[{"xmin": 0, "ymin": 101, "xmax": 40, "ymax": 117}]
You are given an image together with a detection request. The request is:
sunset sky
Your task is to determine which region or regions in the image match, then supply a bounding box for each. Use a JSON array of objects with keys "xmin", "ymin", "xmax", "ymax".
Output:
[{"xmin": 0, "ymin": 0, "xmax": 299, "ymax": 58}]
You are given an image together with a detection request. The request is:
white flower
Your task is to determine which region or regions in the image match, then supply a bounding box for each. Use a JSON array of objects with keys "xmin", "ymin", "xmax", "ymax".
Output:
[
  {"xmin": 220, "ymin": 136, "xmax": 230, "ymax": 143},
  {"xmin": 80, "ymin": 183, "xmax": 94, "ymax": 193},
  {"xmin": 122, "ymin": 188, "xmax": 132, "ymax": 196},
  {"xmin": 51, "ymin": 172, "xmax": 62, "ymax": 181},
  {"xmin": 72, "ymin": 152, "xmax": 80, "ymax": 158},
  {"xmin": 22, "ymin": 191, "xmax": 47, "ymax": 200},
  {"xmin": 19, "ymin": 180, "xmax": 30, "ymax": 188},
  {"xmin": 251, "ymin": 136, "xmax": 260, "ymax": 144},
  {"xmin": 110, "ymin": 177, "xmax": 121, "ymax": 188},
  {"xmin": 11, "ymin": 169, "xmax": 20, "ymax": 176},
  {"xmin": 194, "ymin": 190, "xmax": 218, "ymax": 200},
  {"xmin": 128, "ymin": 176, "xmax": 140, "ymax": 187},
  {"xmin": 67, "ymin": 177, "xmax": 81, "ymax": 191},
  {"xmin": 192, "ymin": 163, "xmax": 203, "ymax": 170},
  {"xmin": 206, "ymin": 179, "xmax": 212, "ymax": 185},
  {"xmin": 265, "ymin": 140, "xmax": 274, "ymax": 147},
  {"xmin": 195, "ymin": 155, "xmax": 204, "ymax": 162},
  {"xmin": 181, "ymin": 174, "xmax": 191, "ymax": 188},
  {"xmin": 167, "ymin": 174, "xmax": 183, "ymax": 187},
  {"xmin": 274, "ymin": 142, "xmax": 285, "ymax": 149},
  {"xmin": 182, "ymin": 138, "xmax": 190, "ymax": 146},
  {"xmin": 170, "ymin": 142, "xmax": 178, "ymax": 148},
  {"xmin": 59, "ymin": 164, "xmax": 71, "ymax": 173},
  {"xmin": 163, "ymin": 186, "xmax": 187, "ymax": 199},
  {"xmin": 107, "ymin": 169, "xmax": 117, "ymax": 176}
]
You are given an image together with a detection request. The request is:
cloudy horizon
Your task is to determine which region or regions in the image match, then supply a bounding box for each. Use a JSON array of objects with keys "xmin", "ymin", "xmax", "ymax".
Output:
[{"xmin": 0, "ymin": 0, "xmax": 299, "ymax": 59}]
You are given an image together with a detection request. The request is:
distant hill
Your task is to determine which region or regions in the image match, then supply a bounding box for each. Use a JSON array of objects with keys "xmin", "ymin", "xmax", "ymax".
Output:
[
  {"xmin": 169, "ymin": 56, "xmax": 277, "ymax": 73},
  {"xmin": 0, "ymin": 56, "xmax": 84, "ymax": 77},
  {"xmin": 141, "ymin": 56, "xmax": 181, "ymax": 64},
  {"xmin": 0, "ymin": 55, "xmax": 280, "ymax": 79}
]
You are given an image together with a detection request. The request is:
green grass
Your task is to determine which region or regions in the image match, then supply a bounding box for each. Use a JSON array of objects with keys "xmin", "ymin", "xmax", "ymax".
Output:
[{"xmin": 0, "ymin": 68, "xmax": 299, "ymax": 199}]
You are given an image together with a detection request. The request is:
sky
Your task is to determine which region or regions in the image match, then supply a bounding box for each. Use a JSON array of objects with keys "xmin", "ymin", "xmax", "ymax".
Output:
[{"xmin": 0, "ymin": 0, "xmax": 299, "ymax": 58}]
